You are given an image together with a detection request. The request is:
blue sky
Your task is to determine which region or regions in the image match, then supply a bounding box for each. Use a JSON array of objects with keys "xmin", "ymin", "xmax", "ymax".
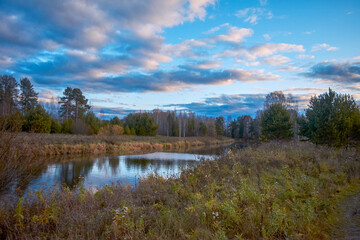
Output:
[{"xmin": 0, "ymin": 0, "xmax": 359, "ymax": 118}]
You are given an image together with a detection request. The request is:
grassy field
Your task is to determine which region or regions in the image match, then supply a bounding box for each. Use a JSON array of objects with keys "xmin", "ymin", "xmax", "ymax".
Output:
[
  {"xmin": 10, "ymin": 133, "xmax": 235, "ymax": 156},
  {"xmin": 0, "ymin": 141, "xmax": 359, "ymax": 239}
]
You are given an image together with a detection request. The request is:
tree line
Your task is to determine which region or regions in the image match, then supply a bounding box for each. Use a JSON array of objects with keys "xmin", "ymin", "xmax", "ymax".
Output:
[{"xmin": 1, "ymin": 74, "xmax": 360, "ymax": 146}]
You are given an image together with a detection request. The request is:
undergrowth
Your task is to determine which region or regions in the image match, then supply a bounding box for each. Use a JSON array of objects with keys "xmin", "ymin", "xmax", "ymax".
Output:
[{"xmin": 0, "ymin": 141, "xmax": 359, "ymax": 239}]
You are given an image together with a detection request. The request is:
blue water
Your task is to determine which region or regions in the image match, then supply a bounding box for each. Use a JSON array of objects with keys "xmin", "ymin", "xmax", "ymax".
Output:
[{"xmin": 26, "ymin": 152, "xmax": 214, "ymax": 192}]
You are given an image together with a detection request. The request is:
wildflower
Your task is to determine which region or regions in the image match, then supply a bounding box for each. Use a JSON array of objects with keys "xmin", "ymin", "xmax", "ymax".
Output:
[{"xmin": 212, "ymin": 211, "xmax": 219, "ymax": 219}]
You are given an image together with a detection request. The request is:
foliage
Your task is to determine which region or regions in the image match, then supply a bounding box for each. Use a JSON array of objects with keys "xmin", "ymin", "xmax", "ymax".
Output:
[
  {"xmin": 0, "ymin": 142, "xmax": 359, "ymax": 239},
  {"xmin": 58, "ymin": 87, "xmax": 90, "ymax": 121},
  {"xmin": 98, "ymin": 124, "xmax": 124, "ymax": 136},
  {"xmin": 19, "ymin": 77, "xmax": 38, "ymax": 114},
  {"xmin": 123, "ymin": 113, "xmax": 158, "ymax": 136},
  {"xmin": 50, "ymin": 119, "xmax": 62, "ymax": 134},
  {"xmin": 110, "ymin": 116, "xmax": 122, "ymax": 126},
  {"xmin": 300, "ymin": 88, "xmax": 360, "ymax": 147},
  {"xmin": 215, "ymin": 116, "xmax": 225, "ymax": 136},
  {"xmin": 23, "ymin": 104, "xmax": 52, "ymax": 133},
  {"xmin": 124, "ymin": 126, "xmax": 131, "ymax": 135},
  {"xmin": 61, "ymin": 118, "xmax": 74, "ymax": 134},
  {"xmin": 261, "ymin": 103, "xmax": 293, "ymax": 140},
  {"xmin": 84, "ymin": 111, "xmax": 101, "ymax": 134},
  {"xmin": 0, "ymin": 75, "xmax": 19, "ymax": 115}
]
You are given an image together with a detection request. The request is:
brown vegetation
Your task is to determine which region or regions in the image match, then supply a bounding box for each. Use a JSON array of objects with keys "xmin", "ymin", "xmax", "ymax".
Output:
[
  {"xmin": 9, "ymin": 133, "xmax": 235, "ymax": 157},
  {"xmin": 0, "ymin": 141, "xmax": 359, "ymax": 239}
]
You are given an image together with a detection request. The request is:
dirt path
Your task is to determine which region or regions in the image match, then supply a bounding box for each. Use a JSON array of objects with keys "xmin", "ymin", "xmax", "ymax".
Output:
[{"xmin": 333, "ymin": 193, "xmax": 360, "ymax": 239}]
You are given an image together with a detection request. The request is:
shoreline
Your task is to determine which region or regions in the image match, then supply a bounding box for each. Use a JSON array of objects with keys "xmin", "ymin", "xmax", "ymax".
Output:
[{"xmin": 10, "ymin": 133, "xmax": 235, "ymax": 157}]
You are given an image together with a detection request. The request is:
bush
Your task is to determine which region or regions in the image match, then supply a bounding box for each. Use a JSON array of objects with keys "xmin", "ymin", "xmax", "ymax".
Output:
[
  {"xmin": 50, "ymin": 119, "xmax": 62, "ymax": 133},
  {"xmin": 98, "ymin": 124, "xmax": 124, "ymax": 136},
  {"xmin": 23, "ymin": 105, "xmax": 51, "ymax": 133}
]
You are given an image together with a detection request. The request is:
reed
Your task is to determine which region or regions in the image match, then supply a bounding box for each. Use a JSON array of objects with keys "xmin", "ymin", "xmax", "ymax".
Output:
[{"xmin": 1, "ymin": 141, "xmax": 359, "ymax": 239}]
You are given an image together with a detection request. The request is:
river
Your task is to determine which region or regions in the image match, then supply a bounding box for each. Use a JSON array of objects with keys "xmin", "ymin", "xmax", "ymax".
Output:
[{"xmin": 21, "ymin": 143, "xmax": 244, "ymax": 194}]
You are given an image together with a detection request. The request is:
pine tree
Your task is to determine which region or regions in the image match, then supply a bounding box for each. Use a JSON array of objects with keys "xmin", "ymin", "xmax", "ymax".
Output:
[
  {"xmin": 300, "ymin": 89, "xmax": 359, "ymax": 147},
  {"xmin": 19, "ymin": 78, "xmax": 38, "ymax": 113},
  {"xmin": 59, "ymin": 87, "xmax": 74, "ymax": 120},
  {"xmin": 261, "ymin": 103, "xmax": 293, "ymax": 140},
  {"xmin": 58, "ymin": 87, "xmax": 90, "ymax": 120}
]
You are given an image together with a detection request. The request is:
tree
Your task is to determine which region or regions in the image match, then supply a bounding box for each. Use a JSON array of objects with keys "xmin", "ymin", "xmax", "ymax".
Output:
[
  {"xmin": 300, "ymin": 89, "xmax": 359, "ymax": 147},
  {"xmin": 110, "ymin": 116, "xmax": 122, "ymax": 126},
  {"xmin": 59, "ymin": 87, "xmax": 74, "ymax": 120},
  {"xmin": 264, "ymin": 91, "xmax": 297, "ymax": 110},
  {"xmin": 72, "ymin": 88, "xmax": 90, "ymax": 121},
  {"xmin": 122, "ymin": 113, "xmax": 158, "ymax": 136},
  {"xmin": 19, "ymin": 78, "xmax": 38, "ymax": 114},
  {"xmin": 215, "ymin": 116, "xmax": 225, "ymax": 136},
  {"xmin": 261, "ymin": 103, "xmax": 293, "ymax": 140},
  {"xmin": 84, "ymin": 111, "xmax": 101, "ymax": 134},
  {"xmin": 0, "ymin": 75, "xmax": 18, "ymax": 115},
  {"xmin": 23, "ymin": 104, "xmax": 52, "ymax": 133},
  {"xmin": 59, "ymin": 87, "xmax": 90, "ymax": 121},
  {"xmin": 50, "ymin": 119, "xmax": 62, "ymax": 133}
]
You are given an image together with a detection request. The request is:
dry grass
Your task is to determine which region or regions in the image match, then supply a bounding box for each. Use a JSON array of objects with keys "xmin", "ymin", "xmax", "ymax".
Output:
[
  {"xmin": 9, "ymin": 133, "xmax": 234, "ymax": 156},
  {"xmin": 1, "ymin": 141, "xmax": 359, "ymax": 239}
]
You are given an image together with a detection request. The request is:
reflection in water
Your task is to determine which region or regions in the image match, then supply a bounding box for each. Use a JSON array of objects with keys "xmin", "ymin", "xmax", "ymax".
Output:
[{"xmin": 25, "ymin": 151, "xmax": 215, "ymax": 192}]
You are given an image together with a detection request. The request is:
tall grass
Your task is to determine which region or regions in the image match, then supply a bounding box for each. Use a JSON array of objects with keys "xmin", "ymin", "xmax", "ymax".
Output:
[
  {"xmin": 9, "ymin": 133, "xmax": 234, "ymax": 156},
  {"xmin": 0, "ymin": 141, "xmax": 359, "ymax": 239},
  {"xmin": 0, "ymin": 124, "xmax": 45, "ymax": 196}
]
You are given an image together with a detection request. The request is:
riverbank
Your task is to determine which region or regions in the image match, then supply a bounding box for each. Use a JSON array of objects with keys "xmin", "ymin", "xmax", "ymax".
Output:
[
  {"xmin": 1, "ymin": 141, "xmax": 359, "ymax": 239},
  {"xmin": 10, "ymin": 133, "xmax": 235, "ymax": 156}
]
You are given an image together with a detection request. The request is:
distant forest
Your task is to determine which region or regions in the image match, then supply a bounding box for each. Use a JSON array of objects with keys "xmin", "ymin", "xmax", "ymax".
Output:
[{"xmin": 1, "ymin": 74, "xmax": 360, "ymax": 147}]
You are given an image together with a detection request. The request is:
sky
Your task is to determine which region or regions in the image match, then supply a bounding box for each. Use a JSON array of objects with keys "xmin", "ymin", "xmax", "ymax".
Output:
[{"xmin": 0, "ymin": 0, "xmax": 359, "ymax": 118}]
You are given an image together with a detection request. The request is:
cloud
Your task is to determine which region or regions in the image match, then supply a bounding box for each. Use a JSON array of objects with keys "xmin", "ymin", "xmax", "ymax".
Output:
[
  {"xmin": 250, "ymin": 43, "xmax": 305, "ymax": 58},
  {"xmin": 165, "ymin": 25, "xmax": 253, "ymax": 59},
  {"xmin": 297, "ymin": 54, "xmax": 315, "ymax": 60},
  {"xmin": 163, "ymin": 91, "xmax": 318, "ymax": 117},
  {"xmin": 164, "ymin": 94, "xmax": 266, "ymax": 116},
  {"xmin": 276, "ymin": 66, "xmax": 302, "ymax": 72},
  {"xmin": 164, "ymin": 39, "xmax": 207, "ymax": 58},
  {"xmin": 0, "ymin": 0, "xmax": 215, "ymax": 66},
  {"xmin": 214, "ymin": 43, "xmax": 305, "ymax": 61},
  {"xmin": 262, "ymin": 55, "xmax": 291, "ymax": 66},
  {"xmin": 303, "ymin": 61, "xmax": 360, "ymax": 83},
  {"xmin": 311, "ymin": 43, "xmax": 338, "ymax": 52},
  {"xmin": 259, "ymin": 0, "xmax": 268, "ymax": 6},
  {"xmin": 303, "ymin": 30, "xmax": 315, "ymax": 35},
  {"xmin": 191, "ymin": 60, "xmax": 222, "ymax": 69},
  {"xmin": 353, "ymin": 56, "xmax": 360, "ymax": 60},
  {"xmin": 18, "ymin": 58, "xmax": 279, "ymax": 92},
  {"xmin": 263, "ymin": 34, "xmax": 271, "ymax": 41},
  {"xmin": 203, "ymin": 23, "xmax": 229, "ymax": 34},
  {"xmin": 210, "ymin": 27, "xmax": 254, "ymax": 43},
  {"xmin": 235, "ymin": 8, "xmax": 273, "ymax": 25}
]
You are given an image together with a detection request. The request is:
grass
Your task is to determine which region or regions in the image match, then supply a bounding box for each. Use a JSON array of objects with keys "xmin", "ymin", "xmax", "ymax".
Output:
[
  {"xmin": 1, "ymin": 141, "xmax": 359, "ymax": 239},
  {"xmin": 9, "ymin": 133, "xmax": 235, "ymax": 156}
]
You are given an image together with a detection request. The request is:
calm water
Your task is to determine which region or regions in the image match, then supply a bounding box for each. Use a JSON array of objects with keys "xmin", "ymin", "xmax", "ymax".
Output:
[{"xmin": 25, "ymin": 152, "xmax": 216, "ymax": 192}]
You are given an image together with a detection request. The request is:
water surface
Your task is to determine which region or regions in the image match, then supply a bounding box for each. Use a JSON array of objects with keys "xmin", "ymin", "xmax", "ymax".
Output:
[{"xmin": 26, "ymin": 152, "xmax": 215, "ymax": 192}]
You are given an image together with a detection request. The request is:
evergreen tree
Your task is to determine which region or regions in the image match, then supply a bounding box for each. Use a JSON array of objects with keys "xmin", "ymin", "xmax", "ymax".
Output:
[
  {"xmin": 84, "ymin": 111, "xmax": 101, "ymax": 134},
  {"xmin": 23, "ymin": 104, "xmax": 52, "ymax": 133},
  {"xmin": 122, "ymin": 113, "xmax": 158, "ymax": 136},
  {"xmin": 59, "ymin": 87, "xmax": 74, "ymax": 120},
  {"xmin": 58, "ymin": 87, "xmax": 90, "ymax": 120},
  {"xmin": 50, "ymin": 119, "xmax": 62, "ymax": 133},
  {"xmin": 300, "ymin": 89, "xmax": 359, "ymax": 147},
  {"xmin": 72, "ymin": 88, "xmax": 90, "ymax": 121},
  {"xmin": 215, "ymin": 116, "xmax": 225, "ymax": 136},
  {"xmin": 261, "ymin": 103, "xmax": 293, "ymax": 140},
  {"xmin": 19, "ymin": 77, "xmax": 38, "ymax": 113},
  {"xmin": 110, "ymin": 116, "xmax": 122, "ymax": 125}
]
